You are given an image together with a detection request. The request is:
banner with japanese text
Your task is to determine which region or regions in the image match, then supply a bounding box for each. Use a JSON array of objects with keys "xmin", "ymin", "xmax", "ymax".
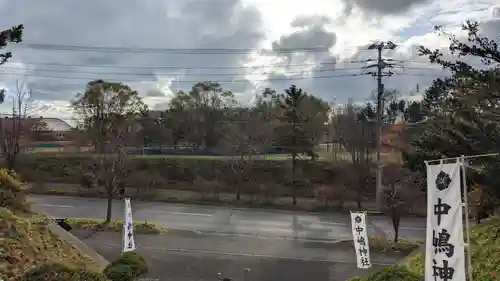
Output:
[
  {"xmin": 350, "ymin": 211, "xmax": 371, "ymax": 269},
  {"xmin": 425, "ymin": 162, "xmax": 466, "ymax": 281},
  {"xmin": 123, "ymin": 198, "xmax": 136, "ymax": 252}
]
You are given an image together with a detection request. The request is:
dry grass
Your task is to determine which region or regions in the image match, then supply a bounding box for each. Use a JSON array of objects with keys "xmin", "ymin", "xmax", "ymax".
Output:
[
  {"xmin": 0, "ymin": 208, "xmax": 101, "ymax": 279},
  {"xmin": 0, "ymin": 168, "xmax": 102, "ymax": 280},
  {"xmin": 66, "ymin": 218, "xmax": 166, "ymax": 234}
]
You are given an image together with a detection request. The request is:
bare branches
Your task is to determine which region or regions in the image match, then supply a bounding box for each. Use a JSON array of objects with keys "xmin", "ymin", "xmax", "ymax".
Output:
[{"xmin": 0, "ymin": 76, "xmax": 33, "ymax": 168}]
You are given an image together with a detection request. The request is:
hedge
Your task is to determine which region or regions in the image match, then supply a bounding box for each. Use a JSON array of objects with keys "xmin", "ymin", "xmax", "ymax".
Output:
[
  {"xmin": 15, "ymin": 262, "xmax": 107, "ymax": 281},
  {"xmin": 103, "ymin": 251, "xmax": 148, "ymax": 281},
  {"xmin": 15, "ymin": 154, "xmax": 359, "ymax": 195}
]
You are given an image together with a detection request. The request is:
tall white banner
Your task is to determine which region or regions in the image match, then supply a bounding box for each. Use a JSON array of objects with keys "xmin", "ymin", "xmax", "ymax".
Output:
[
  {"xmin": 123, "ymin": 198, "xmax": 136, "ymax": 252},
  {"xmin": 425, "ymin": 162, "xmax": 466, "ymax": 281},
  {"xmin": 350, "ymin": 211, "xmax": 371, "ymax": 269}
]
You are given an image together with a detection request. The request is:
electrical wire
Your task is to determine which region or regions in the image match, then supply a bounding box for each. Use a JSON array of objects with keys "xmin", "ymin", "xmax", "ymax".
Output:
[
  {"xmin": 1, "ymin": 58, "xmax": 433, "ymax": 70},
  {"xmin": 2, "ymin": 60, "xmax": 370, "ymax": 70},
  {"xmin": 17, "ymin": 43, "xmax": 331, "ymax": 54},
  {"xmin": 15, "ymin": 42, "xmax": 424, "ymax": 55},
  {"xmin": 0, "ymin": 71, "xmax": 369, "ymax": 83},
  {"xmin": 0, "ymin": 66, "xmax": 366, "ymax": 76}
]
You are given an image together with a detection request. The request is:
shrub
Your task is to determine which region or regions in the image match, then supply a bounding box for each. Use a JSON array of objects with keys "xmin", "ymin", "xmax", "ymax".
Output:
[
  {"xmin": 15, "ymin": 262, "xmax": 107, "ymax": 281},
  {"xmin": 118, "ymin": 251, "xmax": 148, "ymax": 276},
  {"xmin": 349, "ymin": 266, "xmax": 422, "ymax": 281},
  {"xmin": 103, "ymin": 251, "xmax": 148, "ymax": 281},
  {"xmin": 103, "ymin": 263, "xmax": 135, "ymax": 281}
]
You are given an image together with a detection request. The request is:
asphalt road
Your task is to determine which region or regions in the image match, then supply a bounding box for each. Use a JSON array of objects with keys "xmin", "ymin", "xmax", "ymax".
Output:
[
  {"xmin": 72, "ymin": 230, "xmax": 406, "ymax": 281},
  {"xmin": 30, "ymin": 194, "xmax": 426, "ymax": 242}
]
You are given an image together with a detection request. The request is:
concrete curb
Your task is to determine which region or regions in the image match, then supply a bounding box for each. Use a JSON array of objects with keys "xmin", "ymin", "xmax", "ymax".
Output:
[
  {"xmin": 48, "ymin": 224, "xmax": 110, "ymax": 271},
  {"xmin": 397, "ymin": 244, "xmax": 425, "ymax": 265}
]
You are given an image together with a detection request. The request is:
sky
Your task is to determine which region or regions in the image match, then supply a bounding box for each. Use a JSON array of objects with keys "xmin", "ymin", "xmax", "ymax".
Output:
[{"xmin": 0, "ymin": 0, "xmax": 498, "ymax": 124}]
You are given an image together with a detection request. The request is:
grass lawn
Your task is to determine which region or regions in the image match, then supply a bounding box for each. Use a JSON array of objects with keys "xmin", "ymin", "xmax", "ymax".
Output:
[{"xmin": 24, "ymin": 146, "xmax": 354, "ymax": 161}]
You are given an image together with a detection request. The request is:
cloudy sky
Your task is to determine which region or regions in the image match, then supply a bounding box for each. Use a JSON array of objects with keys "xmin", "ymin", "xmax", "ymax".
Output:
[{"xmin": 0, "ymin": 0, "xmax": 498, "ymax": 123}]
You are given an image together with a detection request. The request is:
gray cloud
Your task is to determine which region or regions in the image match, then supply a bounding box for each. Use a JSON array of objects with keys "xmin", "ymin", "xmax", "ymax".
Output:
[
  {"xmin": 263, "ymin": 14, "xmax": 346, "ymax": 102},
  {"xmin": 0, "ymin": 0, "xmax": 264, "ymax": 103},
  {"xmin": 272, "ymin": 14, "xmax": 336, "ymax": 63},
  {"xmin": 342, "ymin": 0, "xmax": 432, "ymax": 16}
]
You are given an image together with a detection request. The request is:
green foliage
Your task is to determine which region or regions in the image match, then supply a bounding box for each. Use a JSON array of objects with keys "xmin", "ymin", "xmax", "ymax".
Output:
[
  {"xmin": 71, "ymin": 79, "xmax": 147, "ymax": 152},
  {"xmin": 352, "ymin": 266, "xmax": 422, "ymax": 281},
  {"xmin": 65, "ymin": 218, "xmax": 165, "ymax": 234},
  {"xmin": 0, "ymin": 24, "xmax": 24, "ymax": 66},
  {"xmin": 368, "ymin": 236, "xmax": 421, "ymax": 254},
  {"xmin": 15, "ymin": 262, "xmax": 107, "ymax": 281},
  {"xmin": 103, "ymin": 251, "xmax": 148, "ymax": 281},
  {"xmin": 274, "ymin": 85, "xmax": 318, "ymax": 160},
  {"xmin": 118, "ymin": 251, "xmax": 148, "ymax": 276},
  {"xmin": 406, "ymin": 20, "xmax": 500, "ymax": 197},
  {"xmin": 103, "ymin": 263, "xmax": 135, "ymax": 281}
]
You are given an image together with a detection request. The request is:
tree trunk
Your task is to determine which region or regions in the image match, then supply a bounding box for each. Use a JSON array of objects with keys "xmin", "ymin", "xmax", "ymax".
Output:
[
  {"xmin": 292, "ymin": 153, "xmax": 297, "ymax": 205},
  {"xmin": 105, "ymin": 193, "xmax": 113, "ymax": 222},
  {"xmin": 392, "ymin": 214, "xmax": 400, "ymax": 243},
  {"xmin": 236, "ymin": 150, "xmax": 244, "ymax": 201}
]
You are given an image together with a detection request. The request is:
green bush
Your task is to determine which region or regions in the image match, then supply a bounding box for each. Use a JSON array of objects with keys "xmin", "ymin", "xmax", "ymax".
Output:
[
  {"xmin": 15, "ymin": 262, "xmax": 107, "ymax": 281},
  {"xmin": 103, "ymin": 263, "xmax": 135, "ymax": 281},
  {"xmin": 103, "ymin": 251, "xmax": 148, "ymax": 281},
  {"xmin": 349, "ymin": 266, "xmax": 422, "ymax": 281},
  {"xmin": 118, "ymin": 251, "xmax": 148, "ymax": 276}
]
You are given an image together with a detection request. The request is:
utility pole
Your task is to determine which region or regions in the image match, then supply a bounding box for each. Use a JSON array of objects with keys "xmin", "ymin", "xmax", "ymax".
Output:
[{"xmin": 363, "ymin": 41, "xmax": 396, "ymax": 210}]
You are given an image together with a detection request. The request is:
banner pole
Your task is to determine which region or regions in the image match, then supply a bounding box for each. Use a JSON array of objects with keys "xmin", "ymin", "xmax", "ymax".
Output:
[{"xmin": 460, "ymin": 155, "xmax": 474, "ymax": 281}]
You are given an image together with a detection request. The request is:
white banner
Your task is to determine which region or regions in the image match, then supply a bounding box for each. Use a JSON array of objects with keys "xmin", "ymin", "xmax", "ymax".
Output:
[
  {"xmin": 350, "ymin": 211, "xmax": 371, "ymax": 269},
  {"xmin": 123, "ymin": 198, "xmax": 136, "ymax": 252},
  {"xmin": 425, "ymin": 162, "xmax": 466, "ymax": 281}
]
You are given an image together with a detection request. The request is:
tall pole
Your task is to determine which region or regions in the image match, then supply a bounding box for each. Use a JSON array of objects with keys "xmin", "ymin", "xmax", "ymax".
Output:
[
  {"xmin": 363, "ymin": 41, "xmax": 396, "ymax": 210},
  {"xmin": 460, "ymin": 156, "xmax": 474, "ymax": 281},
  {"xmin": 375, "ymin": 45, "xmax": 383, "ymax": 211}
]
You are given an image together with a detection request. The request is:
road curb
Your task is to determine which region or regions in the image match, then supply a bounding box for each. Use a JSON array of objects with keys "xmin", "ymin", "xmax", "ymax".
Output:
[{"xmin": 48, "ymin": 224, "xmax": 110, "ymax": 271}]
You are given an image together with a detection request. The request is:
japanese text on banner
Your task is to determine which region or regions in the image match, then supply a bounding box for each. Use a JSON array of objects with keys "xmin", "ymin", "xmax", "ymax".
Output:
[
  {"xmin": 350, "ymin": 211, "xmax": 371, "ymax": 269},
  {"xmin": 123, "ymin": 198, "xmax": 136, "ymax": 252},
  {"xmin": 425, "ymin": 162, "xmax": 466, "ymax": 281}
]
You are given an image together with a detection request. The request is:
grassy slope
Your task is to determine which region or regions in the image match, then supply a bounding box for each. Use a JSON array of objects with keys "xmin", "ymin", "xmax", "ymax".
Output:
[
  {"xmin": 352, "ymin": 216, "xmax": 500, "ymax": 281},
  {"xmin": 0, "ymin": 170, "xmax": 101, "ymax": 280}
]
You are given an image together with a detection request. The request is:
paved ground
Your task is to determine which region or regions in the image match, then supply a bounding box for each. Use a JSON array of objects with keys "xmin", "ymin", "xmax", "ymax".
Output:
[
  {"xmin": 72, "ymin": 230, "xmax": 405, "ymax": 281},
  {"xmin": 30, "ymin": 194, "xmax": 426, "ymax": 242}
]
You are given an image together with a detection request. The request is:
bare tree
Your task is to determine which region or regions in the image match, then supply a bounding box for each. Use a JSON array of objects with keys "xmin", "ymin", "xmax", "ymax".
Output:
[
  {"xmin": 84, "ymin": 138, "xmax": 131, "ymax": 222},
  {"xmin": 0, "ymin": 77, "xmax": 32, "ymax": 169},
  {"xmin": 223, "ymin": 107, "xmax": 275, "ymax": 200},
  {"xmin": 382, "ymin": 164, "xmax": 422, "ymax": 243},
  {"xmin": 337, "ymin": 102, "xmax": 376, "ymax": 208}
]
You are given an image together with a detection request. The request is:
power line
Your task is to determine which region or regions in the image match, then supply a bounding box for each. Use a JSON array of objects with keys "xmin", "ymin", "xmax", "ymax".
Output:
[
  {"xmin": 0, "ymin": 71, "xmax": 368, "ymax": 83},
  {"xmin": 17, "ymin": 43, "xmax": 331, "ymax": 55},
  {"xmin": 0, "ymin": 63, "xmax": 441, "ymax": 77},
  {"xmin": 2, "ymin": 58, "xmax": 432, "ymax": 70},
  {"xmin": 0, "ymin": 66, "xmax": 365, "ymax": 77},
  {"xmin": 2, "ymin": 60, "xmax": 370, "ymax": 69},
  {"xmin": 15, "ymin": 42, "xmax": 425, "ymax": 55}
]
